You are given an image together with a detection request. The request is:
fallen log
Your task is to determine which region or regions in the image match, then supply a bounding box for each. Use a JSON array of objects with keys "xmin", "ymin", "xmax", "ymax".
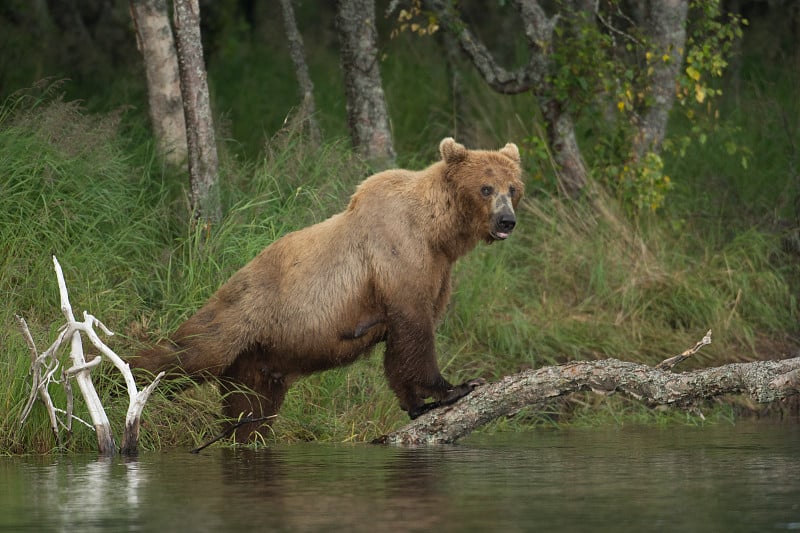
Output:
[{"xmin": 377, "ymin": 335, "xmax": 800, "ymax": 445}]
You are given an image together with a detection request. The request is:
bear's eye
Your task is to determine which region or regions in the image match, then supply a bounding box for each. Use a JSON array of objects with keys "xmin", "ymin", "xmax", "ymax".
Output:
[{"xmin": 481, "ymin": 185, "xmax": 494, "ymax": 197}]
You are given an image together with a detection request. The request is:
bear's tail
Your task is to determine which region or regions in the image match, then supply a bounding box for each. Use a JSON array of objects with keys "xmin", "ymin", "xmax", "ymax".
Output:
[
  {"xmin": 130, "ymin": 302, "xmax": 243, "ymax": 380},
  {"xmin": 129, "ymin": 339, "xmax": 183, "ymax": 376},
  {"xmin": 129, "ymin": 336, "xmax": 227, "ymax": 381}
]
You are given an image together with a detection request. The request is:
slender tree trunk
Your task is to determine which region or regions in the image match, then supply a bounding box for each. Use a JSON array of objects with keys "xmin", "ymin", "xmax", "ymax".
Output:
[
  {"xmin": 440, "ymin": 31, "xmax": 474, "ymax": 148},
  {"xmin": 336, "ymin": 0, "xmax": 396, "ymax": 167},
  {"xmin": 173, "ymin": 0, "xmax": 222, "ymax": 225},
  {"xmin": 129, "ymin": 0, "xmax": 188, "ymax": 166},
  {"xmin": 634, "ymin": 0, "xmax": 689, "ymax": 158},
  {"xmin": 279, "ymin": 0, "xmax": 322, "ymax": 146},
  {"xmin": 541, "ymin": 98, "xmax": 589, "ymax": 197}
]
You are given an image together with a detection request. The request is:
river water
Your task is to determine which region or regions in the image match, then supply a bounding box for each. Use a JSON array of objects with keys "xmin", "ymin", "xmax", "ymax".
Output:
[{"xmin": 2, "ymin": 421, "xmax": 799, "ymax": 532}]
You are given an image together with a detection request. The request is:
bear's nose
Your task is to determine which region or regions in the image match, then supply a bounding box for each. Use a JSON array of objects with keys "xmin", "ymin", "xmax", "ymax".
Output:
[{"xmin": 497, "ymin": 214, "xmax": 516, "ymax": 232}]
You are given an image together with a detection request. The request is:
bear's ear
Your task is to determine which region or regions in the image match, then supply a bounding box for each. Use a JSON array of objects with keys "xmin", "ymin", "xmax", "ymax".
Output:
[
  {"xmin": 500, "ymin": 142, "xmax": 521, "ymax": 163},
  {"xmin": 440, "ymin": 137, "xmax": 468, "ymax": 164}
]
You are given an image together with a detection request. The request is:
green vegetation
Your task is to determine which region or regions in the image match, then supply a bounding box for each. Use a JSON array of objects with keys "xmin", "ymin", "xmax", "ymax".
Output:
[{"xmin": 1, "ymin": 15, "xmax": 798, "ymax": 454}]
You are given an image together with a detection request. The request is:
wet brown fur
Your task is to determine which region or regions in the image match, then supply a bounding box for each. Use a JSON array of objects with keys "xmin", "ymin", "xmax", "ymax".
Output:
[{"xmin": 131, "ymin": 138, "xmax": 524, "ymax": 440}]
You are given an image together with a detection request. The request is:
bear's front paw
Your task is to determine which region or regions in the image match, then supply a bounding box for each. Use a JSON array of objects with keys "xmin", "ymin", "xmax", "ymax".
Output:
[
  {"xmin": 407, "ymin": 378, "xmax": 487, "ymax": 420},
  {"xmin": 408, "ymin": 402, "xmax": 439, "ymax": 420}
]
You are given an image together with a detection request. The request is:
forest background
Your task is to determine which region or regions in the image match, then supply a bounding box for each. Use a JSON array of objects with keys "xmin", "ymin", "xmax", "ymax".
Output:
[{"xmin": 1, "ymin": 0, "xmax": 799, "ymax": 453}]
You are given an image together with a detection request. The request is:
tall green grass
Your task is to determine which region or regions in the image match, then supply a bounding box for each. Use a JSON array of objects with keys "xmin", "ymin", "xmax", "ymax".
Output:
[
  {"xmin": 2, "ymin": 29, "xmax": 799, "ymax": 452},
  {"xmin": 0, "ymin": 87, "xmax": 371, "ymax": 452}
]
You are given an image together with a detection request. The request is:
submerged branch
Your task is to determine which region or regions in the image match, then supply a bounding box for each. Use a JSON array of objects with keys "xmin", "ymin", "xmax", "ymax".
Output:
[
  {"xmin": 190, "ymin": 415, "xmax": 277, "ymax": 454},
  {"xmin": 378, "ymin": 355, "xmax": 800, "ymax": 446}
]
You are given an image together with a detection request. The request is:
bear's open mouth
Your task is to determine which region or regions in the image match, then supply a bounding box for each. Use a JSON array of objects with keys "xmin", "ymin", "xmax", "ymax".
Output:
[{"xmin": 490, "ymin": 230, "xmax": 511, "ymax": 241}]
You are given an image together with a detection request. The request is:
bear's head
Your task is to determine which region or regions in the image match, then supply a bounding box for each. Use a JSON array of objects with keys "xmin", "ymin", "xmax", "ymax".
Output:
[{"xmin": 439, "ymin": 137, "xmax": 524, "ymax": 244}]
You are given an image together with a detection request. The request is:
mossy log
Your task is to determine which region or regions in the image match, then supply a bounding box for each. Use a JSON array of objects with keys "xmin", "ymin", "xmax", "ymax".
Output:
[{"xmin": 378, "ymin": 355, "xmax": 800, "ymax": 445}]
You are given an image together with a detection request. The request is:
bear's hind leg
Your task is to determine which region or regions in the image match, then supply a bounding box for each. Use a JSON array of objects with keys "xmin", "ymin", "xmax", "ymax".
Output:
[{"xmin": 220, "ymin": 349, "xmax": 290, "ymax": 442}]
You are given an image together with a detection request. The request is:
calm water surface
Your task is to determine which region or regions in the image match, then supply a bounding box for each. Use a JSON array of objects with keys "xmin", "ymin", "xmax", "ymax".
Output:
[{"xmin": 2, "ymin": 421, "xmax": 799, "ymax": 532}]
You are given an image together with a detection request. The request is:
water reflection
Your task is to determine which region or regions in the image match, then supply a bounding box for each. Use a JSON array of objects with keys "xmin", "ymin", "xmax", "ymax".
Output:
[
  {"xmin": 215, "ymin": 445, "xmax": 455, "ymax": 531},
  {"xmin": 1, "ymin": 454, "xmax": 147, "ymax": 531},
  {"xmin": 1, "ymin": 420, "xmax": 798, "ymax": 532}
]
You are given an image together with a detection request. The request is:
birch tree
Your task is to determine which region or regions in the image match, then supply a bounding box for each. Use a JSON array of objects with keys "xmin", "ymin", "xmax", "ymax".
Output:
[
  {"xmin": 173, "ymin": 0, "xmax": 222, "ymax": 225},
  {"xmin": 279, "ymin": 0, "xmax": 322, "ymax": 145},
  {"xmin": 633, "ymin": 0, "xmax": 689, "ymax": 159},
  {"xmin": 129, "ymin": 0, "xmax": 188, "ymax": 166},
  {"xmin": 336, "ymin": 0, "xmax": 396, "ymax": 166}
]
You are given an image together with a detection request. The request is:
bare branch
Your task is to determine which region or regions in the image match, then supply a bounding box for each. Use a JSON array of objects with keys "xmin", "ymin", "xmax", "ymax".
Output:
[
  {"xmin": 17, "ymin": 256, "xmax": 164, "ymax": 455},
  {"xmin": 121, "ymin": 370, "xmax": 165, "ymax": 455},
  {"xmin": 423, "ymin": 0, "xmax": 552, "ymax": 94},
  {"xmin": 64, "ymin": 356, "xmax": 103, "ymax": 376},
  {"xmin": 52, "ymin": 256, "xmax": 116, "ymax": 453},
  {"xmin": 656, "ymin": 329, "xmax": 713, "ymax": 370}
]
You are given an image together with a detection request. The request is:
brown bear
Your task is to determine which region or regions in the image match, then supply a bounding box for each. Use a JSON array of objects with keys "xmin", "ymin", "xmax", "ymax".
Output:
[{"xmin": 132, "ymin": 138, "xmax": 524, "ymax": 441}]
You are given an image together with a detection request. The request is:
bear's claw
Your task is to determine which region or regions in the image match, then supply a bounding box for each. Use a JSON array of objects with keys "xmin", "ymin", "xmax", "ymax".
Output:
[{"xmin": 407, "ymin": 377, "xmax": 487, "ymax": 419}]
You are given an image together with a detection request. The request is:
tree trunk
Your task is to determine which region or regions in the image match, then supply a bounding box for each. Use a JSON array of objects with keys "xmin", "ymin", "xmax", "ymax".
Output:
[
  {"xmin": 173, "ymin": 0, "xmax": 222, "ymax": 225},
  {"xmin": 129, "ymin": 0, "xmax": 188, "ymax": 166},
  {"xmin": 279, "ymin": 0, "xmax": 322, "ymax": 146},
  {"xmin": 541, "ymin": 98, "xmax": 589, "ymax": 197},
  {"xmin": 336, "ymin": 0, "xmax": 396, "ymax": 167},
  {"xmin": 633, "ymin": 0, "xmax": 689, "ymax": 158},
  {"xmin": 377, "ymin": 356, "xmax": 800, "ymax": 445}
]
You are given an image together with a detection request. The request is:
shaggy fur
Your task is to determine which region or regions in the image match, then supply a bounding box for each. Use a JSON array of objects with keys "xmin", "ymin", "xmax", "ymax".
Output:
[{"xmin": 132, "ymin": 138, "xmax": 524, "ymax": 440}]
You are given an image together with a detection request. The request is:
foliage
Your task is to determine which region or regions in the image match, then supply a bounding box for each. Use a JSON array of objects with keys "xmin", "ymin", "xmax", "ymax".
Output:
[
  {"xmin": 680, "ymin": 0, "xmax": 745, "ymax": 107},
  {"xmin": 390, "ymin": 0, "xmax": 440, "ymax": 38},
  {"xmin": 389, "ymin": 0, "xmax": 745, "ymax": 213},
  {"xmin": 666, "ymin": 1, "xmax": 750, "ymax": 172}
]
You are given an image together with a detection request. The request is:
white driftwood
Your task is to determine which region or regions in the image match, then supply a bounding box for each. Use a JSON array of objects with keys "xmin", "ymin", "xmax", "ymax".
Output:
[
  {"xmin": 17, "ymin": 316, "xmax": 61, "ymax": 441},
  {"xmin": 17, "ymin": 256, "xmax": 164, "ymax": 455},
  {"xmin": 379, "ymin": 339, "xmax": 800, "ymax": 446}
]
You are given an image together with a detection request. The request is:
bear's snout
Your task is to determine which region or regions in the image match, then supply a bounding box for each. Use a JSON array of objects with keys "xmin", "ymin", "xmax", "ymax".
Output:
[
  {"xmin": 491, "ymin": 214, "xmax": 516, "ymax": 240},
  {"xmin": 490, "ymin": 193, "xmax": 517, "ymax": 240},
  {"xmin": 497, "ymin": 213, "xmax": 516, "ymax": 233}
]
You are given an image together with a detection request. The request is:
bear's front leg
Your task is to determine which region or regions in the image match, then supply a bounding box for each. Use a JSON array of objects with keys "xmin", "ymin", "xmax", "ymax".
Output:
[{"xmin": 383, "ymin": 313, "xmax": 484, "ymax": 419}]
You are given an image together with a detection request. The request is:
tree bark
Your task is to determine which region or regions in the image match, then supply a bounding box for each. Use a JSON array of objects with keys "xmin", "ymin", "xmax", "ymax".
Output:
[
  {"xmin": 130, "ymin": 0, "xmax": 188, "ymax": 166},
  {"xmin": 279, "ymin": 0, "xmax": 322, "ymax": 146},
  {"xmin": 634, "ymin": 0, "xmax": 689, "ymax": 158},
  {"xmin": 336, "ymin": 0, "xmax": 396, "ymax": 167},
  {"xmin": 541, "ymin": 99, "xmax": 589, "ymax": 196},
  {"xmin": 378, "ymin": 356, "xmax": 800, "ymax": 445},
  {"xmin": 173, "ymin": 0, "xmax": 222, "ymax": 225},
  {"xmin": 424, "ymin": 0, "xmax": 550, "ymax": 95}
]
